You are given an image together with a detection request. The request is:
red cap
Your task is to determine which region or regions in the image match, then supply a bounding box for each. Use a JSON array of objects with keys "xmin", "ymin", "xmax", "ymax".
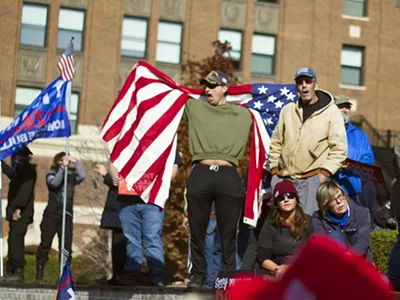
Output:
[{"xmin": 273, "ymin": 179, "xmax": 299, "ymax": 202}]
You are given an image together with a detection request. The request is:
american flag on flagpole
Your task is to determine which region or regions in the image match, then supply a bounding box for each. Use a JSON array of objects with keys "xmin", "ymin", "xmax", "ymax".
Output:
[
  {"xmin": 58, "ymin": 38, "xmax": 75, "ymax": 81},
  {"xmin": 100, "ymin": 61, "xmax": 296, "ymax": 226}
]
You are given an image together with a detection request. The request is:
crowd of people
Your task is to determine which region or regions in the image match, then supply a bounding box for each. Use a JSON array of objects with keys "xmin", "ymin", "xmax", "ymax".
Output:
[{"xmin": 1, "ymin": 66, "xmax": 399, "ymax": 291}]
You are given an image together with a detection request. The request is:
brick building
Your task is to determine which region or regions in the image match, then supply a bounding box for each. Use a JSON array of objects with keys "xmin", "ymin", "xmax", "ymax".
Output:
[{"xmin": 0, "ymin": 0, "xmax": 400, "ymax": 254}]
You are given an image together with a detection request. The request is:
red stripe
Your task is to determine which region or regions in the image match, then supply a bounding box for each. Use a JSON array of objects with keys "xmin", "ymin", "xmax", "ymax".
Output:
[
  {"xmin": 227, "ymin": 84, "xmax": 253, "ymax": 95},
  {"xmin": 58, "ymin": 276, "xmax": 72, "ymax": 292},
  {"xmin": 119, "ymin": 92, "xmax": 188, "ymax": 180},
  {"xmin": 101, "ymin": 68, "xmax": 137, "ymax": 139},
  {"xmin": 135, "ymin": 142, "xmax": 173, "ymax": 202},
  {"xmin": 109, "ymin": 86, "xmax": 172, "ymax": 163}
]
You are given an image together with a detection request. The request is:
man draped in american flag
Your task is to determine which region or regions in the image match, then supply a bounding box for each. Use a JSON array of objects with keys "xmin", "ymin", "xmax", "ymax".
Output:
[{"xmin": 100, "ymin": 62, "xmax": 297, "ymax": 288}]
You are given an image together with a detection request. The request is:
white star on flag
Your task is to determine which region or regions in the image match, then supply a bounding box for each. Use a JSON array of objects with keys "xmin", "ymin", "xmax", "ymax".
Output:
[
  {"xmin": 267, "ymin": 95, "xmax": 277, "ymax": 102},
  {"xmin": 280, "ymin": 86, "xmax": 290, "ymax": 96},
  {"xmin": 258, "ymin": 85, "xmax": 268, "ymax": 94},
  {"xmin": 266, "ymin": 117, "xmax": 274, "ymax": 125},
  {"xmin": 253, "ymin": 100, "xmax": 264, "ymax": 109},
  {"xmin": 54, "ymin": 79, "xmax": 64, "ymax": 98},
  {"xmin": 287, "ymin": 92, "xmax": 296, "ymax": 101},
  {"xmin": 275, "ymin": 100, "xmax": 284, "ymax": 108},
  {"xmin": 43, "ymin": 93, "xmax": 50, "ymax": 105}
]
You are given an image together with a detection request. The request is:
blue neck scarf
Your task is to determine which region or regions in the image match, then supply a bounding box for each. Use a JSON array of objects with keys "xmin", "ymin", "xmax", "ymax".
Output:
[{"xmin": 328, "ymin": 208, "xmax": 349, "ymax": 228}]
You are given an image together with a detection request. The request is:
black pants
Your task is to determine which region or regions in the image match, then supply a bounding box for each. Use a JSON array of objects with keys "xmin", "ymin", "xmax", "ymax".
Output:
[
  {"xmin": 36, "ymin": 214, "xmax": 73, "ymax": 266},
  {"xmin": 186, "ymin": 164, "xmax": 244, "ymax": 278},
  {"xmin": 112, "ymin": 228, "xmax": 127, "ymax": 278},
  {"xmin": 7, "ymin": 219, "xmax": 29, "ymax": 270}
]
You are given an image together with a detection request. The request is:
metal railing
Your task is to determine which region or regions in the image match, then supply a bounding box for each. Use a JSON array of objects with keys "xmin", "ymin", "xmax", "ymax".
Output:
[{"xmin": 352, "ymin": 115, "xmax": 400, "ymax": 148}]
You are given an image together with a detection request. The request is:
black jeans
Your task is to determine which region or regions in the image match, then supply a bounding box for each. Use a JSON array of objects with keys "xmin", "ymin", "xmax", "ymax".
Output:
[
  {"xmin": 36, "ymin": 214, "xmax": 73, "ymax": 266},
  {"xmin": 112, "ymin": 228, "xmax": 127, "ymax": 278},
  {"xmin": 7, "ymin": 219, "xmax": 29, "ymax": 270},
  {"xmin": 186, "ymin": 164, "xmax": 244, "ymax": 279}
]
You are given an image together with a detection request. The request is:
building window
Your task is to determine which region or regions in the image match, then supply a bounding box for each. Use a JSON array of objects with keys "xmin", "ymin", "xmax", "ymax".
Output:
[
  {"xmin": 69, "ymin": 92, "xmax": 80, "ymax": 134},
  {"xmin": 156, "ymin": 21, "xmax": 182, "ymax": 64},
  {"xmin": 20, "ymin": 4, "xmax": 48, "ymax": 47},
  {"xmin": 251, "ymin": 34, "xmax": 275, "ymax": 75},
  {"xmin": 344, "ymin": 0, "xmax": 366, "ymax": 17},
  {"xmin": 15, "ymin": 87, "xmax": 79, "ymax": 134},
  {"xmin": 121, "ymin": 17, "xmax": 148, "ymax": 58},
  {"xmin": 256, "ymin": 0, "xmax": 279, "ymax": 3},
  {"xmin": 57, "ymin": 8, "xmax": 85, "ymax": 52},
  {"xmin": 340, "ymin": 46, "xmax": 364, "ymax": 86},
  {"xmin": 14, "ymin": 87, "xmax": 42, "ymax": 117},
  {"xmin": 218, "ymin": 29, "xmax": 242, "ymax": 69}
]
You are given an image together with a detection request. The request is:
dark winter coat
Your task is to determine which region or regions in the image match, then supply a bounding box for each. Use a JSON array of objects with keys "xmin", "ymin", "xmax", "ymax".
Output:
[
  {"xmin": 100, "ymin": 173, "xmax": 122, "ymax": 229},
  {"xmin": 312, "ymin": 200, "xmax": 371, "ymax": 256},
  {"xmin": 44, "ymin": 162, "xmax": 85, "ymax": 218},
  {"xmin": 3, "ymin": 161, "xmax": 36, "ymax": 223}
]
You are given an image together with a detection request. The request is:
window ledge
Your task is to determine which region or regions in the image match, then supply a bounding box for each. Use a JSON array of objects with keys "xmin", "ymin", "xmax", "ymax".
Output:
[
  {"xmin": 342, "ymin": 14, "xmax": 369, "ymax": 21},
  {"xmin": 339, "ymin": 84, "xmax": 366, "ymax": 91}
]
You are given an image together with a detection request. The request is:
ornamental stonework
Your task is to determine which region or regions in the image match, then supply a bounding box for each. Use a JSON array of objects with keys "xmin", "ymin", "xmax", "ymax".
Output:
[
  {"xmin": 254, "ymin": 3, "xmax": 279, "ymax": 34},
  {"xmin": 220, "ymin": 0, "xmax": 246, "ymax": 30},
  {"xmin": 18, "ymin": 49, "xmax": 46, "ymax": 85},
  {"xmin": 160, "ymin": 0, "xmax": 186, "ymax": 22},
  {"xmin": 124, "ymin": 0, "xmax": 151, "ymax": 17}
]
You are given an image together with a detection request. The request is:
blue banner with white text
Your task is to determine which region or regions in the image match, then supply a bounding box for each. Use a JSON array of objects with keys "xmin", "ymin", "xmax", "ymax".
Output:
[{"xmin": 0, "ymin": 77, "xmax": 71, "ymax": 160}]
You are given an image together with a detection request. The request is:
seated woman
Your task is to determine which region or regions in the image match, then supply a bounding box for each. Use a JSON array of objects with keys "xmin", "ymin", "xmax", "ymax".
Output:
[
  {"xmin": 312, "ymin": 180, "xmax": 371, "ymax": 257},
  {"xmin": 257, "ymin": 179, "xmax": 312, "ymax": 278}
]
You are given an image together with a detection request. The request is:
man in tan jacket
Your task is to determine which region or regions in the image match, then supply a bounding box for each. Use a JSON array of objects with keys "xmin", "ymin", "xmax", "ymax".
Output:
[{"xmin": 269, "ymin": 67, "xmax": 347, "ymax": 215}]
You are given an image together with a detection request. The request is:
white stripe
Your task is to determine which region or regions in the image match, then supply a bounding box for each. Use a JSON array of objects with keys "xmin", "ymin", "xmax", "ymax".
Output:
[
  {"xmin": 140, "ymin": 136, "xmax": 177, "ymax": 207},
  {"xmin": 226, "ymin": 93, "xmax": 253, "ymax": 105},
  {"xmin": 122, "ymin": 104, "xmax": 184, "ymax": 191},
  {"xmin": 249, "ymin": 108, "xmax": 271, "ymax": 155}
]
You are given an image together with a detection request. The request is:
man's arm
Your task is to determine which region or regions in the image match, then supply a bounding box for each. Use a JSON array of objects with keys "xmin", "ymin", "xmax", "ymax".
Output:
[
  {"xmin": 1, "ymin": 161, "xmax": 12, "ymax": 179},
  {"xmin": 269, "ymin": 109, "xmax": 285, "ymax": 174},
  {"xmin": 321, "ymin": 108, "xmax": 348, "ymax": 176},
  {"xmin": 359, "ymin": 132, "xmax": 374, "ymax": 165},
  {"xmin": 171, "ymin": 150, "xmax": 182, "ymax": 181},
  {"xmin": 73, "ymin": 160, "xmax": 86, "ymax": 185}
]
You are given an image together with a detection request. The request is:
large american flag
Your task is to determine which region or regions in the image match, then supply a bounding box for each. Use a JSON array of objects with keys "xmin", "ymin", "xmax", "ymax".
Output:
[
  {"xmin": 100, "ymin": 61, "xmax": 296, "ymax": 226},
  {"xmin": 58, "ymin": 39, "xmax": 75, "ymax": 81}
]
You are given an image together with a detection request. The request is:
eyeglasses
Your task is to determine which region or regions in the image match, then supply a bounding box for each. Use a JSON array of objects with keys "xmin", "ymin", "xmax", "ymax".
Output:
[
  {"xmin": 295, "ymin": 78, "xmax": 314, "ymax": 85},
  {"xmin": 329, "ymin": 193, "xmax": 346, "ymax": 205},
  {"xmin": 276, "ymin": 192, "xmax": 297, "ymax": 202}
]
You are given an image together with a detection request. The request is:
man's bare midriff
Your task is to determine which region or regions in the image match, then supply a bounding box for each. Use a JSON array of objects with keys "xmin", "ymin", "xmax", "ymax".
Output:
[{"xmin": 199, "ymin": 159, "xmax": 233, "ymax": 167}]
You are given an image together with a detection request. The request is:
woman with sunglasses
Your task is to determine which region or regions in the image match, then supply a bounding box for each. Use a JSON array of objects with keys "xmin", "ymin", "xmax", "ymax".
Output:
[
  {"xmin": 312, "ymin": 180, "xmax": 371, "ymax": 257},
  {"xmin": 257, "ymin": 179, "xmax": 312, "ymax": 279}
]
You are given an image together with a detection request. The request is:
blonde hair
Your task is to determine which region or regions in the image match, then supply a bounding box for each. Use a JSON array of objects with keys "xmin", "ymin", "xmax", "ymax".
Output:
[{"xmin": 316, "ymin": 180, "xmax": 348, "ymax": 217}]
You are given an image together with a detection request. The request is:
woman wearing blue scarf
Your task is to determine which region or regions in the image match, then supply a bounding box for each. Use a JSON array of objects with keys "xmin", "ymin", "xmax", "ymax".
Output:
[{"xmin": 312, "ymin": 180, "xmax": 371, "ymax": 257}]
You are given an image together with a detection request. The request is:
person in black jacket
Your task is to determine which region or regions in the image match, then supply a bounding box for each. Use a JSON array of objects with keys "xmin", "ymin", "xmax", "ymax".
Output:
[
  {"xmin": 257, "ymin": 180, "xmax": 312, "ymax": 279},
  {"xmin": 35, "ymin": 151, "xmax": 85, "ymax": 283},
  {"xmin": 312, "ymin": 180, "xmax": 371, "ymax": 257},
  {"xmin": 94, "ymin": 163, "xmax": 127, "ymax": 284},
  {"xmin": 1, "ymin": 147, "xmax": 36, "ymax": 283}
]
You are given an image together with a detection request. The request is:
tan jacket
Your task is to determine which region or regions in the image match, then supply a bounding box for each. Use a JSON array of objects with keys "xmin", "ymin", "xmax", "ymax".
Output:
[{"xmin": 269, "ymin": 90, "xmax": 347, "ymax": 178}]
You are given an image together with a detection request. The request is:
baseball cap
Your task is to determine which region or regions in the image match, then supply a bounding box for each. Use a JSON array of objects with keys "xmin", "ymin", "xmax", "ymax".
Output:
[
  {"xmin": 334, "ymin": 95, "xmax": 352, "ymax": 107},
  {"xmin": 294, "ymin": 67, "xmax": 317, "ymax": 80},
  {"xmin": 200, "ymin": 70, "xmax": 229, "ymax": 87}
]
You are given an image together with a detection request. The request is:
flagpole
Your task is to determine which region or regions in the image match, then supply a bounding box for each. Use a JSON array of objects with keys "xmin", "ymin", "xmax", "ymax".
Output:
[
  {"xmin": 60, "ymin": 81, "xmax": 71, "ymax": 277},
  {"xmin": 60, "ymin": 37, "xmax": 74, "ymax": 277},
  {"xmin": 0, "ymin": 87, "xmax": 3, "ymax": 277}
]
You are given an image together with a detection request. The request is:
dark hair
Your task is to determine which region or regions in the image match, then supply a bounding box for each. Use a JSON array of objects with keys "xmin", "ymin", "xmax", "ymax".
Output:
[
  {"xmin": 267, "ymin": 197, "xmax": 308, "ymax": 240},
  {"xmin": 53, "ymin": 151, "xmax": 66, "ymax": 167}
]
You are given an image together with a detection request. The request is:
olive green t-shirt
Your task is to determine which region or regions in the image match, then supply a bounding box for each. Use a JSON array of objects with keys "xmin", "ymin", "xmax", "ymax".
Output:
[{"xmin": 183, "ymin": 99, "xmax": 252, "ymax": 166}]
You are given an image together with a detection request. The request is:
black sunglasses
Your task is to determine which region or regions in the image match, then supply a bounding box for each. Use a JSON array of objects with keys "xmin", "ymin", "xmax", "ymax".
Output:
[{"xmin": 276, "ymin": 192, "xmax": 297, "ymax": 202}]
